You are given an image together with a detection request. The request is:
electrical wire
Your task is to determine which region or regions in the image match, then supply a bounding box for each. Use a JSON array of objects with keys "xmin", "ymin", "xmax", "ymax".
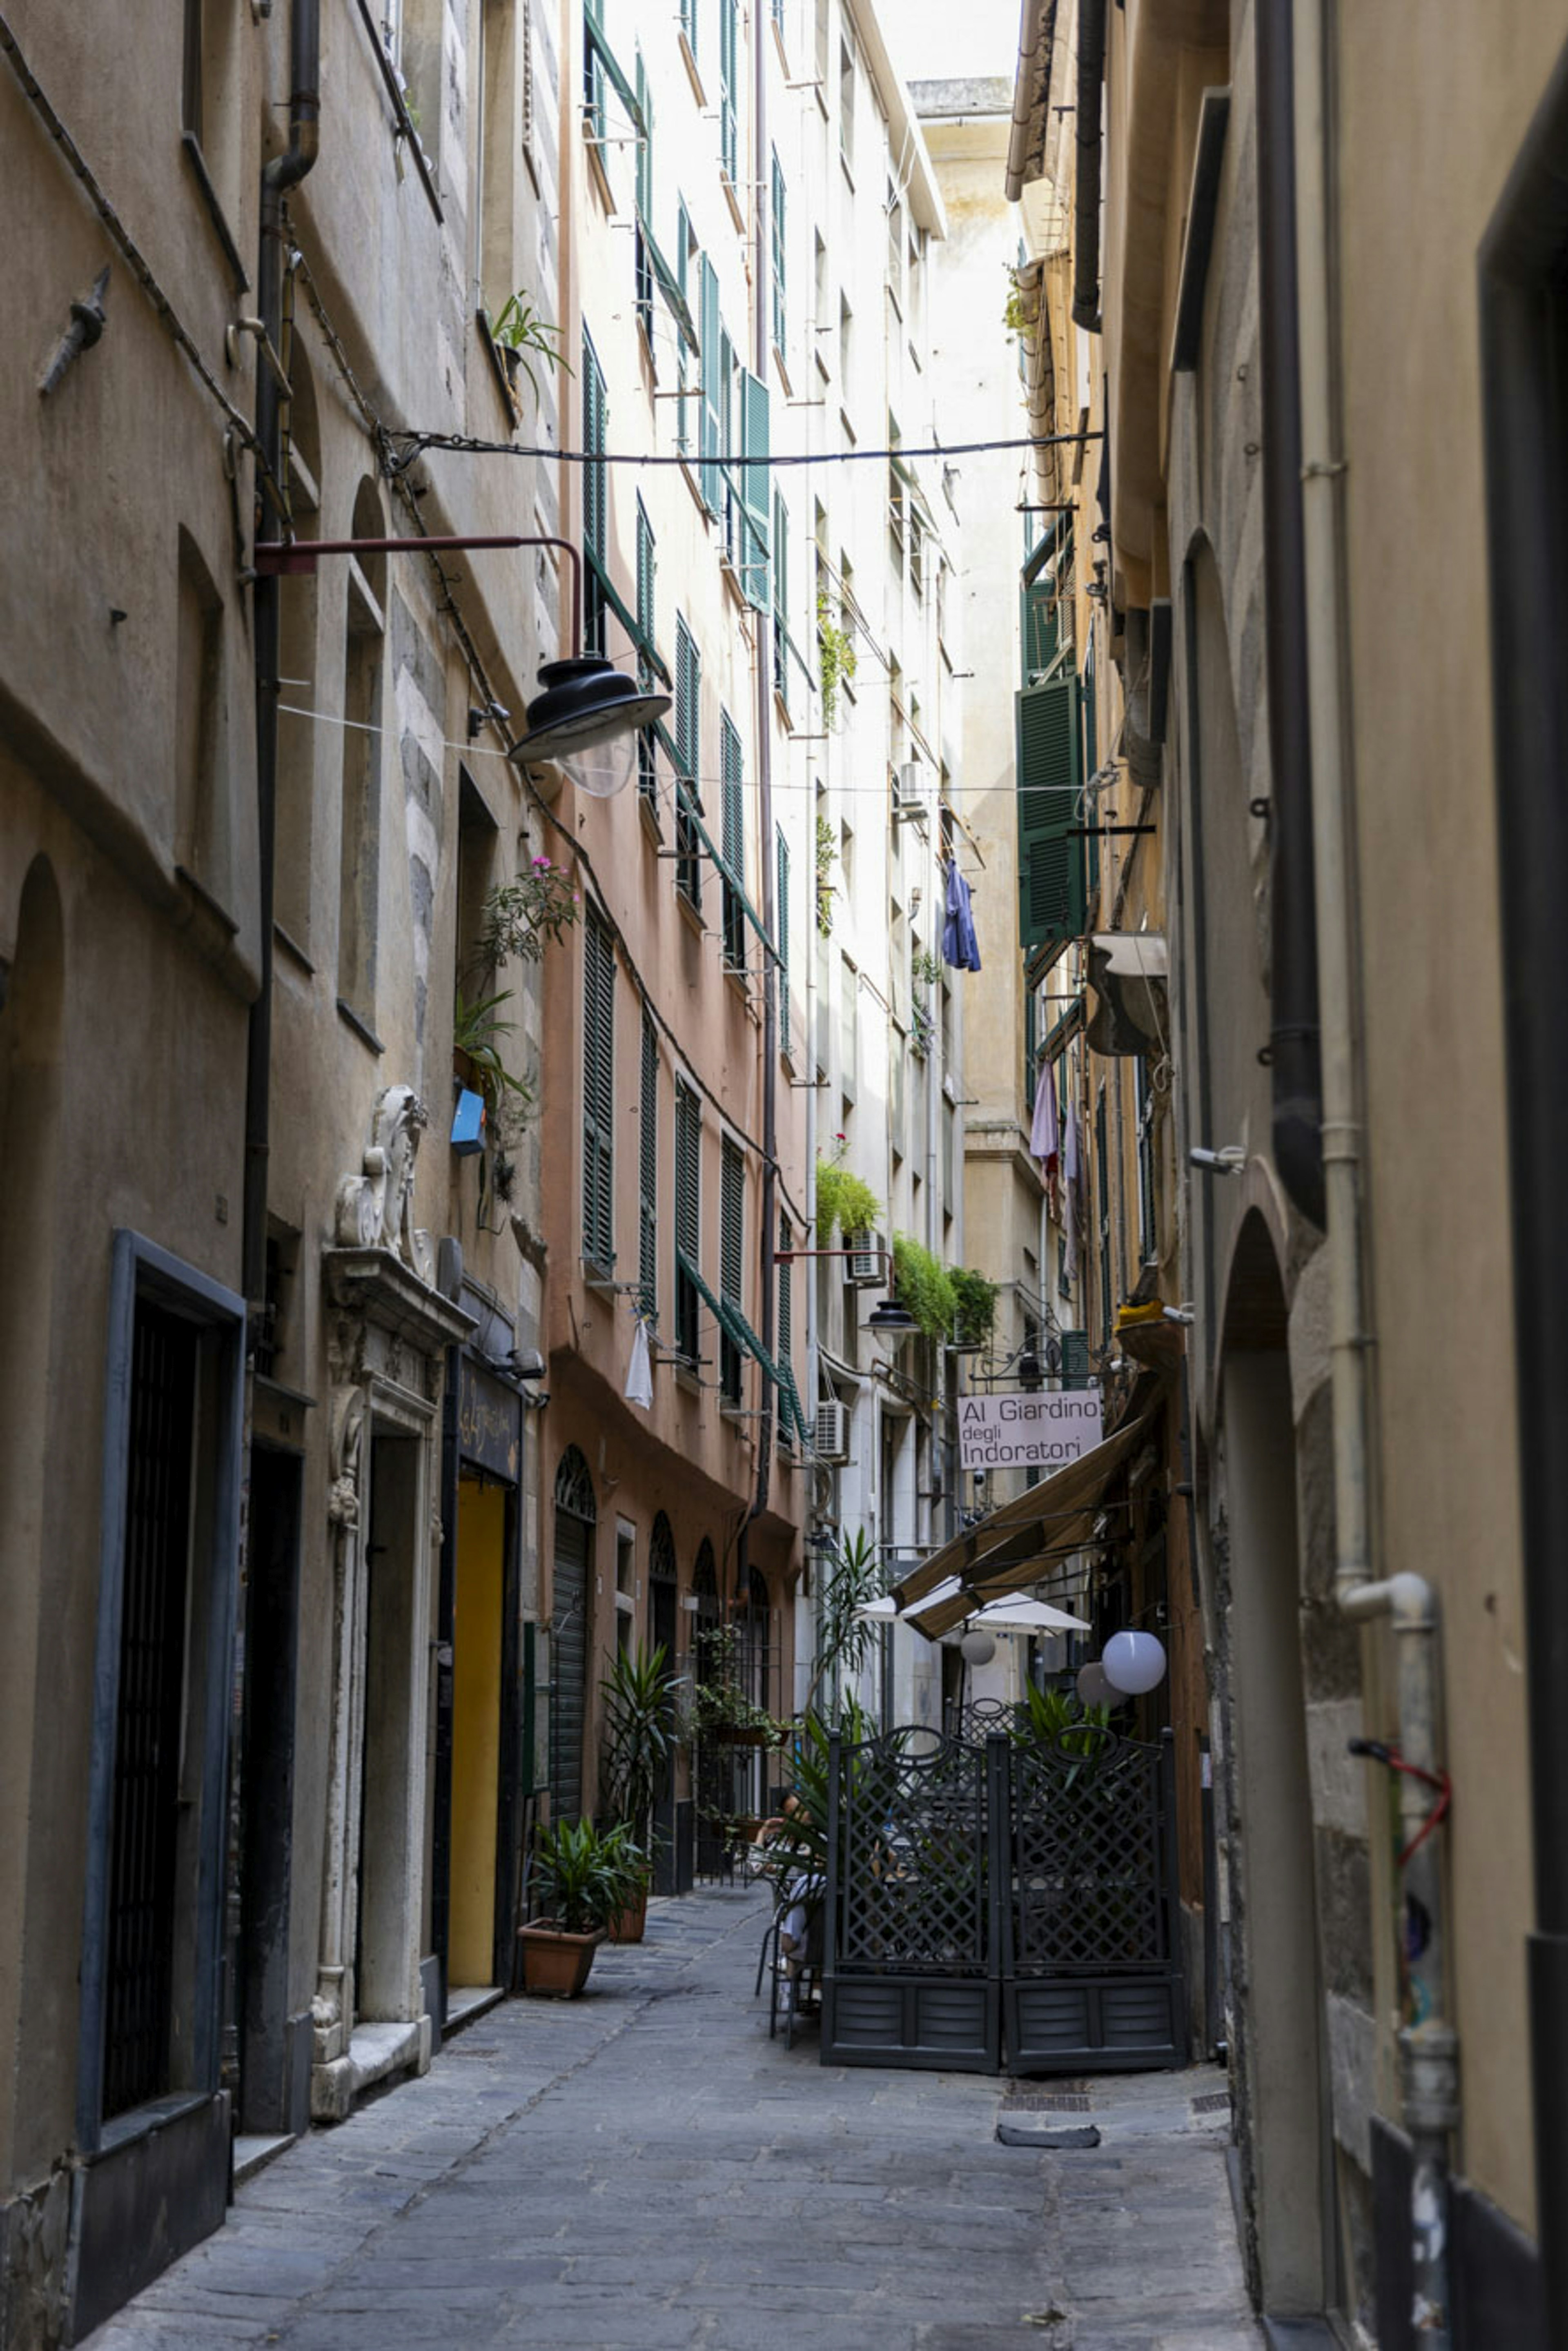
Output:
[{"xmin": 387, "ymin": 427, "xmax": 1102, "ymax": 472}]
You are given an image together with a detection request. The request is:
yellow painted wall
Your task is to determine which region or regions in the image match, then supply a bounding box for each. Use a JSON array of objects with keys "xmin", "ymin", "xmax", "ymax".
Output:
[{"xmin": 450, "ymin": 1479, "xmax": 505, "ymax": 1986}]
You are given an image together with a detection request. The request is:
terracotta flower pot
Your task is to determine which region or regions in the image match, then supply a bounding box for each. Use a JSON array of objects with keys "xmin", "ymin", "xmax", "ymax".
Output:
[
  {"xmin": 606, "ymin": 1886, "xmax": 648, "ymax": 1944},
  {"xmin": 517, "ymin": 1922, "xmax": 605, "ymax": 1998}
]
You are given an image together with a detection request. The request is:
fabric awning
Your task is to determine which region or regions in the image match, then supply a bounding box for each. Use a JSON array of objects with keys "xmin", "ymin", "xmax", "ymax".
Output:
[
  {"xmin": 855, "ymin": 1580, "xmax": 1089, "ymax": 1638},
  {"xmin": 675, "ymin": 1247, "xmax": 810, "ymax": 1446},
  {"xmin": 891, "ymin": 1411, "xmax": 1154, "ymax": 1639}
]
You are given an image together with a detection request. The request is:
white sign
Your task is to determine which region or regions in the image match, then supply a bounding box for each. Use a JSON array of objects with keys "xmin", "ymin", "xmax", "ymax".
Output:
[{"xmin": 958, "ymin": 1390, "xmax": 1104, "ymax": 1472}]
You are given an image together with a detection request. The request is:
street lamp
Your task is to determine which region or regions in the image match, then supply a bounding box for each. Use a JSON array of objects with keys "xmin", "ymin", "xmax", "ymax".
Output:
[
  {"xmin": 253, "ymin": 533, "xmax": 670, "ymax": 786},
  {"xmin": 867, "ymin": 1295, "xmax": 917, "ymax": 1333}
]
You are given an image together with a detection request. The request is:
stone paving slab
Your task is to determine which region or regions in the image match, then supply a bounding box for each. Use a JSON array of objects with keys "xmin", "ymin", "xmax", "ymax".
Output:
[{"xmin": 82, "ymin": 1886, "xmax": 1262, "ymax": 2351}]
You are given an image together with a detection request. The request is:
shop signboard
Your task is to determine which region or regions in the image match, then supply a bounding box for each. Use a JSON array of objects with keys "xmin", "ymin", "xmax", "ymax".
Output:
[{"xmin": 958, "ymin": 1389, "xmax": 1104, "ymax": 1473}]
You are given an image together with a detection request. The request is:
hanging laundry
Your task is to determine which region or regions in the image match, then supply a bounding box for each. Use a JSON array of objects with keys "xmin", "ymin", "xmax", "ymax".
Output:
[
  {"xmin": 942, "ymin": 857, "xmax": 982, "ymax": 973},
  {"xmin": 624, "ymin": 1314, "xmax": 654, "ymax": 1409},
  {"xmin": 1029, "ymin": 1058, "xmax": 1060, "ymax": 1175}
]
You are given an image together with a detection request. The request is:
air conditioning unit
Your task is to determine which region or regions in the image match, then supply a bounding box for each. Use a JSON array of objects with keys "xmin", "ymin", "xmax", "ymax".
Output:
[
  {"xmin": 843, "ymin": 1231, "xmax": 886, "ymax": 1287},
  {"xmin": 811, "ymin": 1399, "xmax": 852, "ymax": 1463}
]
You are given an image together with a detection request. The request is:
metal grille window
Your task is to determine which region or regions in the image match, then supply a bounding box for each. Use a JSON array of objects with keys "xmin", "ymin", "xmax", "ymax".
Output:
[
  {"xmin": 720, "ymin": 711, "xmax": 745, "ymax": 970},
  {"xmin": 639, "ymin": 1010, "xmax": 659, "ymax": 1320},
  {"xmin": 718, "ymin": 0, "xmax": 738, "ymax": 181},
  {"xmin": 582, "ymin": 910, "xmax": 616, "ymax": 1274},
  {"xmin": 675, "ymin": 616, "xmax": 702, "ymax": 906},
  {"xmin": 719, "ymin": 1138, "xmax": 744, "ymax": 1404},
  {"xmin": 636, "ymin": 501, "xmax": 658, "ymax": 807},
  {"xmin": 674, "ymin": 1080, "xmax": 702, "ymax": 1360},
  {"xmin": 776, "ymin": 825, "xmax": 791, "ymax": 1045},
  {"xmin": 771, "ymin": 149, "xmax": 787, "ymax": 361},
  {"xmin": 103, "ymin": 1298, "xmax": 197, "ymax": 2119},
  {"xmin": 582, "ymin": 330, "xmax": 608, "ymax": 655}
]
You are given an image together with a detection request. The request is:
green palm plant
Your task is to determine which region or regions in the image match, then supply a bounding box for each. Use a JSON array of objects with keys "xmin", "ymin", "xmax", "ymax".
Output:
[
  {"xmin": 531, "ymin": 1817, "xmax": 646, "ymax": 1934},
  {"xmin": 599, "ymin": 1640, "xmax": 679, "ymax": 1857}
]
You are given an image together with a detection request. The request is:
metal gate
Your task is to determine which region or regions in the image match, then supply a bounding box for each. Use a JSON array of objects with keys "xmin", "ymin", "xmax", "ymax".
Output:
[{"xmin": 821, "ymin": 1723, "xmax": 1185, "ymax": 2075}]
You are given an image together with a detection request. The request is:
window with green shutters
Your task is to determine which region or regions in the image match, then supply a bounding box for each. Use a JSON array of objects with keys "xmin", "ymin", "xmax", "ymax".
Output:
[
  {"xmin": 719, "ymin": 1137, "xmax": 744, "ymax": 1404},
  {"xmin": 776, "ymin": 825, "xmax": 791, "ymax": 1046},
  {"xmin": 681, "ymin": 0, "xmax": 698, "ymax": 59},
  {"xmin": 583, "ymin": 0, "xmax": 606, "ymax": 149},
  {"xmin": 674, "ymin": 1080, "xmax": 701, "ymax": 1360},
  {"xmin": 675, "ymin": 615, "xmax": 702, "ymax": 907},
  {"xmin": 771, "ymin": 150, "xmax": 787, "ymax": 362},
  {"xmin": 719, "ymin": 0, "xmax": 738, "ymax": 182},
  {"xmin": 1016, "ymin": 672, "xmax": 1085, "ymax": 955},
  {"xmin": 634, "ymin": 52, "xmax": 653, "ymax": 341},
  {"xmin": 1059, "ymin": 1328, "xmax": 1092, "ymax": 1388},
  {"xmin": 582, "ymin": 331, "xmax": 608, "ymax": 656},
  {"xmin": 636, "ymin": 501, "xmax": 657, "ymax": 807},
  {"xmin": 720, "ymin": 712, "xmax": 745, "ymax": 970},
  {"xmin": 699, "ymin": 256, "xmax": 723, "ymax": 516},
  {"xmin": 639, "ymin": 1010, "xmax": 658, "ymax": 1320},
  {"xmin": 772, "ymin": 489, "xmax": 789, "ymax": 705},
  {"xmin": 736, "ymin": 369, "xmax": 771, "ymax": 612},
  {"xmin": 676, "ymin": 203, "xmax": 697, "ymax": 459},
  {"xmin": 582, "ymin": 910, "xmax": 616, "ymax": 1275}
]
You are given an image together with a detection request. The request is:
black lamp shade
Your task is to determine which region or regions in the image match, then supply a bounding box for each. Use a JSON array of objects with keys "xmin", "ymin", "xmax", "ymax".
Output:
[
  {"xmin": 509, "ymin": 656, "xmax": 672, "ymax": 763},
  {"xmin": 868, "ymin": 1295, "xmax": 916, "ymax": 1332},
  {"xmin": 1017, "ymin": 1349, "xmax": 1043, "ymax": 1390}
]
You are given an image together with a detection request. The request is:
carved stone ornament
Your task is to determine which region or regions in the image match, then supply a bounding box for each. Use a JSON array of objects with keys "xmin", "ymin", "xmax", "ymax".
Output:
[
  {"xmin": 327, "ymin": 1384, "xmax": 366, "ymax": 1529},
  {"xmin": 335, "ymin": 1084, "xmax": 436, "ymax": 1281}
]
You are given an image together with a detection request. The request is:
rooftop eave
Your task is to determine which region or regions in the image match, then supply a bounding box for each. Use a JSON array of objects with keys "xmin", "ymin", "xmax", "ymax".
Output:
[{"xmin": 1006, "ymin": 0, "xmax": 1058, "ymax": 200}]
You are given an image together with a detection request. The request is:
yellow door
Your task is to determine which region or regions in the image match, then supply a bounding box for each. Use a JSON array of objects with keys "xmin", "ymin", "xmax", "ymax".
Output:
[{"xmin": 450, "ymin": 1478, "xmax": 505, "ymax": 1986}]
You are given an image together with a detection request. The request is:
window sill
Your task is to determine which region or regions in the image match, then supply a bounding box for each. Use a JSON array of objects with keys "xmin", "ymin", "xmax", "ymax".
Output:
[
  {"xmin": 678, "ymin": 33, "xmax": 706, "ymax": 106},
  {"xmin": 720, "ymin": 172, "xmax": 746, "ymax": 237},
  {"xmin": 94, "ymin": 2088, "xmax": 212, "ymax": 2164},
  {"xmin": 674, "ymin": 1362, "xmax": 704, "ymax": 1398},
  {"xmin": 180, "ymin": 134, "xmax": 248, "ymax": 294},
  {"xmin": 273, "ymin": 920, "xmax": 315, "ymax": 975},
  {"xmin": 336, "ymin": 998, "xmax": 385, "ymax": 1055},
  {"xmin": 675, "ymin": 887, "xmax": 707, "ymax": 939},
  {"xmin": 583, "ymin": 114, "xmax": 615, "ymax": 212},
  {"xmin": 638, "ymin": 791, "xmax": 665, "ymax": 848}
]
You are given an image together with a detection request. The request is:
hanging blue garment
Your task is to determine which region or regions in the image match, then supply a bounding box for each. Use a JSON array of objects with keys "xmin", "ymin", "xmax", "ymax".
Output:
[{"xmin": 942, "ymin": 857, "xmax": 982, "ymax": 972}]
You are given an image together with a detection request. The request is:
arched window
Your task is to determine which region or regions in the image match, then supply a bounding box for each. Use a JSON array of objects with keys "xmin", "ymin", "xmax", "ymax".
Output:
[
  {"xmin": 550, "ymin": 1447, "xmax": 597, "ymax": 1815},
  {"xmin": 554, "ymin": 1445, "xmax": 597, "ymax": 1521},
  {"xmin": 739, "ymin": 1565, "xmax": 772, "ymax": 1717}
]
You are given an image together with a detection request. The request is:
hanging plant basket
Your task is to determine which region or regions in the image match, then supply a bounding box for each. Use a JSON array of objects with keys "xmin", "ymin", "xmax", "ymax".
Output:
[{"xmin": 711, "ymin": 1724, "xmax": 770, "ymax": 1748}]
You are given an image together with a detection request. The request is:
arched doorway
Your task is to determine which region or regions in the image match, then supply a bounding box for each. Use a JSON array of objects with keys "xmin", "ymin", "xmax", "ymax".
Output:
[
  {"xmin": 648, "ymin": 1514, "xmax": 679, "ymax": 1891},
  {"xmin": 551, "ymin": 1447, "xmax": 596, "ymax": 1819},
  {"xmin": 1219, "ymin": 1209, "xmax": 1333, "ymax": 2318}
]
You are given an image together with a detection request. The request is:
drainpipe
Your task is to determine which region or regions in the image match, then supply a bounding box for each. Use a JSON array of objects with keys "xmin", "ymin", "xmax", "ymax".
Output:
[
  {"xmin": 1255, "ymin": 0, "xmax": 1325, "ymax": 1234},
  {"xmin": 750, "ymin": 0, "xmax": 778, "ymax": 1526},
  {"xmin": 1071, "ymin": 0, "xmax": 1106, "ymax": 334},
  {"xmin": 1286, "ymin": 0, "xmax": 1455, "ymax": 2337},
  {"xmin": 244, "ymin": 0, "xmax": 321, "ymax": 1310}
]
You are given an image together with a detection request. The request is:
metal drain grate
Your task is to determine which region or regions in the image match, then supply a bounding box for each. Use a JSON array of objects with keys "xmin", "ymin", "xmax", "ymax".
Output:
[
  {"xmin": 1000, "ymin": 2091, "xmax": 1095, "ymax": 2111},
  {"xmin": 1191, "ymin": 2091, "xmax": 1230, "ymax": 2113}
]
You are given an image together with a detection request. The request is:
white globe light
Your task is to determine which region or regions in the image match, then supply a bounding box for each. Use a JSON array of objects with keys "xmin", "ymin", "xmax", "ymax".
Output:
[
  {"xmin": 1102, "ymin": 1629, "xmax": 1167, "ymax": 1696},
  {"xmin": 1076, "ymin": 1661, "xmax": 1112, "ymax": 1705},
  {"xmin": 960, "ymin": 1628, "xmax": 997, "ymax": 1666}
]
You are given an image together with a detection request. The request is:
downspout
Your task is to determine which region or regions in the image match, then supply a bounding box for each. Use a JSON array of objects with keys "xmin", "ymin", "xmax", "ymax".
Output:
[
  {"xmin": 750, "ymin": 0, "xmax": 778, "ymax": 1528},
  {"xmin": 1287, "ymin": 0, "xmax": 1455, "ymax": 2337},
  {"xmin": 244, "ymin": 0, "xmax": 321, "ymax": 1310},
  {"xmin": 1254, "ymin": 0, "xmax": 1325, "ymax": 1233},
  {"xmin": 1070, "ymin": 0, "xmax": 1106, "ymax": 334}
]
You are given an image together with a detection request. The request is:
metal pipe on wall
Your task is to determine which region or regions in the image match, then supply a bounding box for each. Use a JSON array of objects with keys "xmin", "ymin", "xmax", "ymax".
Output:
[{"xmin": 1286, "ymin": 0, "xmax": 1456, "ymax": 2337}]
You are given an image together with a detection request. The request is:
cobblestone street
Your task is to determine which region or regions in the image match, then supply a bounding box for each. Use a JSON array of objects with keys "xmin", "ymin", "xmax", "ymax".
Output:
[{"xmin": 83, "ymin": 1890, "xmax": 1261, "ymax": 2351}]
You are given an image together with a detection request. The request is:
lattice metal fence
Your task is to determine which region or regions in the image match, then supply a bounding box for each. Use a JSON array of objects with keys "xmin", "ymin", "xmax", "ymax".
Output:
[
  {"xmin": 1003, "ymin": 1727, "xmax": 1186, "ymax": 2073},
  {"xmin": 822, "ymin": 1727, "xmax": 1003, "ymax": 2071},
  {"xmin": 820, "ymin": 1721, "xmax": 1185, "ymax": 2076}
]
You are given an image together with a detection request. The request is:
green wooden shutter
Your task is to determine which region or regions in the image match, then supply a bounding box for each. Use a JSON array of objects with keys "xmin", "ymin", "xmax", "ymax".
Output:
[
  {"xmin": 674, "ymin": 1081, "xmax": 701, "ymax": 1358},
  {"xmin": 636, "ymin": 500, "xmax": 655, "ymax": 685},
  {"xmin": 699, "ymin": 258, "xmax": 722, "ymax": 516},
  {"xmin": 675, "ymin": 617, "xmax": 701, "ymax": 904},
  {"xmin": 776, "ymin": 1212, "xmax": 793, "ymax": 1446},
  {"xmin": 681, "ymin": 0, "xmax": 697, "ymax": 57},
  {"xmin": 1060, "ymin": 1329, "xmax": 1091, "ymax": 1388},
  {"xmin": 719, "ymin": 0, "xmax": 738, "ymax": 180},
  {"xmin": 772, "ymin": 488, "xmax": 789, "ymax": 706},
  {"xmin": 1016, "ymin": 673, "xmax": 1085, "ymax": 953},
  {"xmin": 776, "ymin": 824, "xmax": 791, "ymax": 1044},
  {"xmin": 719, "ymin": 1137, "xmax": 744, "ymax": 1403},
  {"xmin": 582, "ymin": 911, "xmax": 616, "ymax": 1271},
  {"xmin": 677, "ymin": 203, "xmax": 695, "ymax": 458},
  {"xmin": 720, "ymin": 711, "xmax": 744, "ymax": 968},
  {"xmin": 582, "ymin": 332, "xmax": 608, "ymax": 656},
  {"xmin": 635, "ymin": 49, "xmax": 652, "ymax": 220},
  {"xmin": 738, "ymin": 370, "xmax": 771, "ymax": 612},
  {"xmin": 771, "ymin": 151, "xmax": 787, "ymax": 361},
  {"xmin": 639, "ymin": 1010, "xmax": 658, "ymax": 1320}
]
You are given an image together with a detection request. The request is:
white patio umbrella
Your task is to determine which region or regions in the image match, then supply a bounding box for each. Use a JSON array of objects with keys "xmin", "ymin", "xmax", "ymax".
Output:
[{"xmin": 853, "ymin": 1577, "xmax": 1089, "ymax": 1637}]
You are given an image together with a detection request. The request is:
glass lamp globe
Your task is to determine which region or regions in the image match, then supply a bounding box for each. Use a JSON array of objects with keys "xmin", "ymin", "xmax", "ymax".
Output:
[
  {"xmin": 1102, "ymin": 1629, "xmax": 1167, "ymax": 1696},
  {"xmin": 960, "ymin": 1627, "xmax": 997, "ymax": 1666},
  {"xmin": 1076, "ymin": 1660, "xmax": 1112, "ymax": 1705}
]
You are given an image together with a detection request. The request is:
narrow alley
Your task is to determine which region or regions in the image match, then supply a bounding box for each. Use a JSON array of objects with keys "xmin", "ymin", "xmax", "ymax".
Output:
[{"xmin": 82, "ymin": 1892, "xmax": 1258, "ymax": 2351}]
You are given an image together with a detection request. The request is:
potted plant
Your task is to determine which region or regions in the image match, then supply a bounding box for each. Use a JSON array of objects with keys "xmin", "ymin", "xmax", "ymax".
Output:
[
  {"xmin": 486, "ymin": 292, "xmax": 572, "ymax": 411},
  {"xmin": 519, "ymin": 1817, "xmax": 645, "ymax": 1997},
  {"xmin": 690, "ymin": 1624, "xmax": 787, "ymax": 1749},
  {"xmin": 598, "ymin": 1641, "xmax": 678, "ymax": 1943}
]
